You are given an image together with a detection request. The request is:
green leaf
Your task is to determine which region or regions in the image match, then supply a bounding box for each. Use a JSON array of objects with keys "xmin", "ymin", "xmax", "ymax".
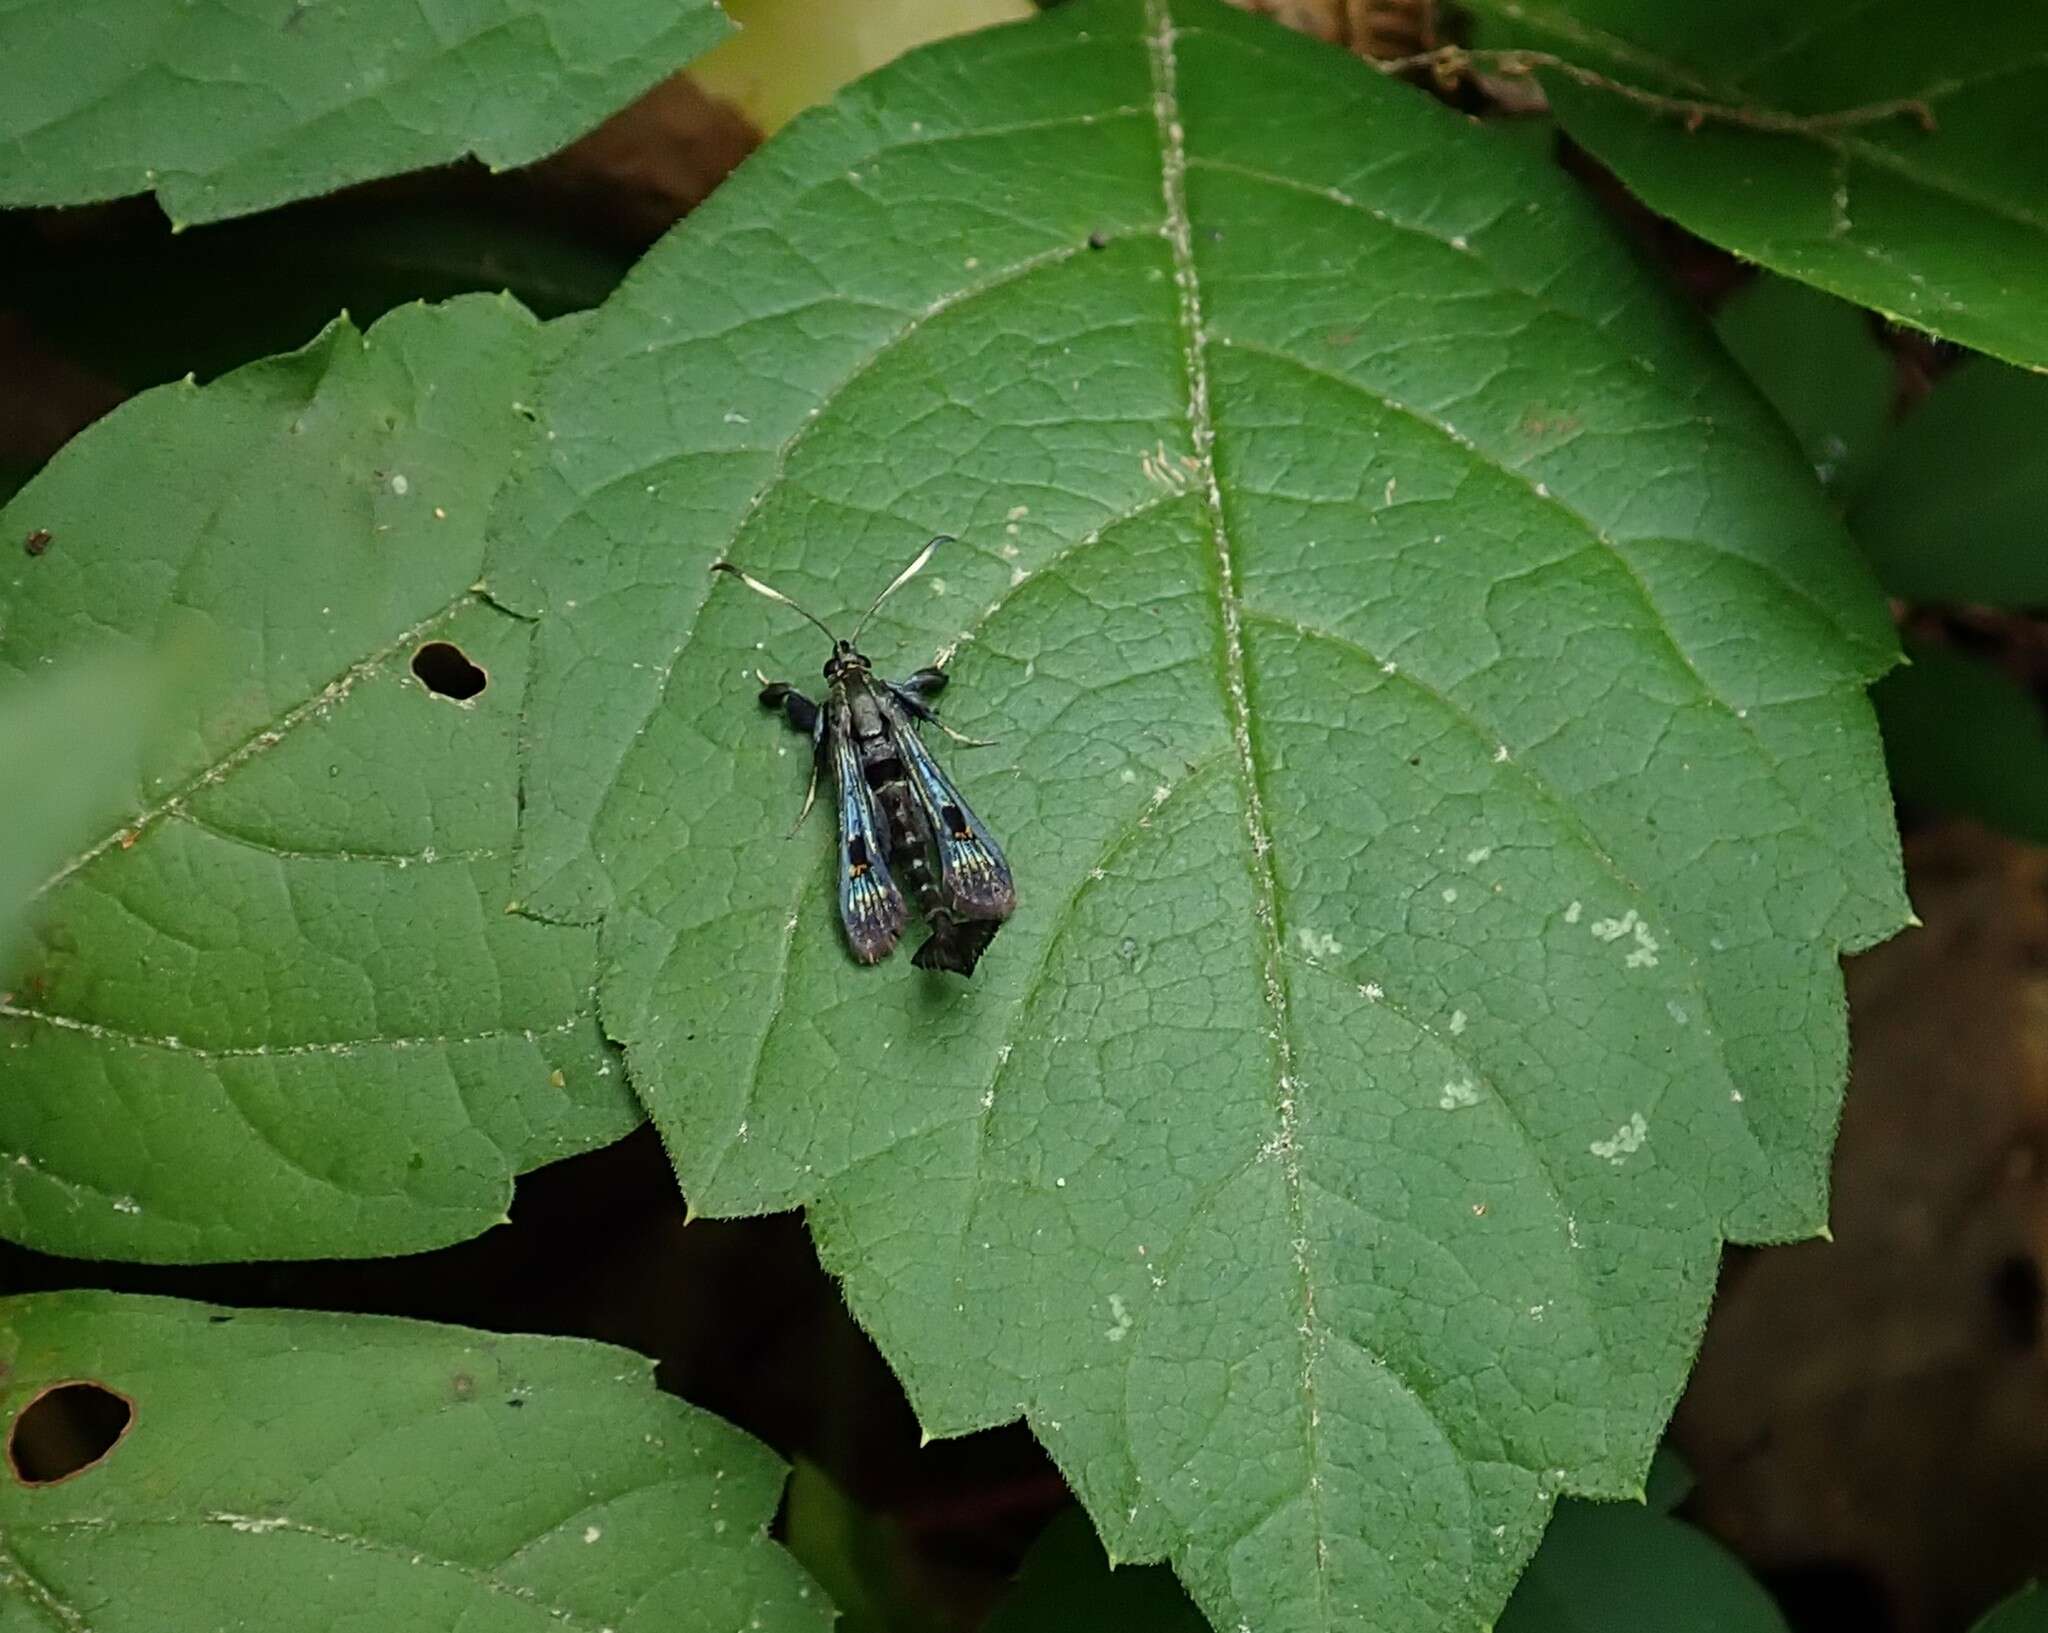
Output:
[
  {"xmin": 1978, "ymin": 1585, "xmax": 2048, "ymax": 1633},
  {"xmin": 1712, "ymin": 276, "xmax": 1894, "ymax": 498},
  {"xmin": 1496, "ymin": 1454, "xmax": 1789, "ymax": 1633},
  {"xmin": 1461, "ymin": 0, "xmax": 2048, "ymax": 370},
  {"xmin": 1849, "ymin": 358, "xmax": 2048, "ymax": 606},
  {"xmin": 0, "ymin": 1290, "xmax": 828, "ymax": 1632},
  {"xmin": 1875, "ymin": 642, "xmax": 2048, "ymax": 844},
  {"xmin": 0, "ymin": 652, "xmax": 164, "ymax": 972},
  {"xmin": 986, "ymin": 1509, "xmax": 1210, "ymax": 1633},
  {"xmin": 488, "ymin": 3, "xmax": 1908, "ymax": 1629},
  {"xmin": 0, "ymin": 295, "xmax": 638, "ymax": 1263},
  {"xmin": 0, "ymin": 0, "xmax": 731, "ymax": 228}
]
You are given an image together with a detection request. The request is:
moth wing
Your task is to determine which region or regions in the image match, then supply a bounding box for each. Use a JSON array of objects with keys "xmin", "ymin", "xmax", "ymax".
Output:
[
  {"xmin": 830, "ymin": 721, "xmax": 906, "ymax": 963},
  {"xmin": 884, "ymin": 698, "xmax": 1016, "ymax": 923}
]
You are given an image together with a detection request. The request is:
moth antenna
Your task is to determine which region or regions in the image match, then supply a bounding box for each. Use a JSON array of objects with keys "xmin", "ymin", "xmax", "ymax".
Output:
[
  {"xmin": 850, "ymin": 534, "xmax": 954, "ymax": 645},
  {"xmin": 711, "ymin": 561, "xmax": 839, "ymax": 643}
]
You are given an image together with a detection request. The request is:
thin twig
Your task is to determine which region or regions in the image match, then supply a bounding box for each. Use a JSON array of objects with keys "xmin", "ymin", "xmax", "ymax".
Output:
[{"xmin": 1376, "ymin": 45, "xmax": 1939, "ymax": 135}]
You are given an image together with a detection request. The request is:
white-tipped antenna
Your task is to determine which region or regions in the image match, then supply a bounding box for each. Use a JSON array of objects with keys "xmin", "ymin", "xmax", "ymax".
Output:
[
  {"xmin": 709, "ymin": 561, "xmax": 839, "ymax": 643},
  {"xmin": 850, "ymin": 534, "xmax": 954, "ymax": 645}
]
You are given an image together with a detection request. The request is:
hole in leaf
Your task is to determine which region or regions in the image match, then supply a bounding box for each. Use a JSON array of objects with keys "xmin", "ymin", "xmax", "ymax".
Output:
[
  {"xmin": 412, "ymin": 641, "xmax": 487, "ymax": 701},
  {"xmin": 7, "ymin": 1381, "xmax": 134, "ymax": 1485}
]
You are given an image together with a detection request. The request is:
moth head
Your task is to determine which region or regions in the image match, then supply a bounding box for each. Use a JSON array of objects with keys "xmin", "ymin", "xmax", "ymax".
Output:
[{"xmin": 824, "ymin": 640, "xmax": 867, "ymax": 680}]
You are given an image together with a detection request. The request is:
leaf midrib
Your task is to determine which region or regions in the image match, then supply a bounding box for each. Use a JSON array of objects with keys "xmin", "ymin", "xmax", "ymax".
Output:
[{"xmin": 1145, "ymin": 0, "xmax": 1340, "ymax": 1613}]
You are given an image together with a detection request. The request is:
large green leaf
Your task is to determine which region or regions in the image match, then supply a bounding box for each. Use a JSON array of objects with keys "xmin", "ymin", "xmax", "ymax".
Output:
[
  {"xmin": 0, "ymin": 1291, "xmax": 827, "ymax": 1631},
  {"xmin": 488, "ymin": 2, "xmax": 1907, "ymax": 1629},
  {"xmin": 0, "ymin": 296, "xmax": 637, "ymax": 1263},
  {"xmin": 1461, "ymin": 0, "xmax": 2048, "ymax": 370},
  {"xmin": 0, "ymin": 0, "xmax": 730, "ymax": 227}
]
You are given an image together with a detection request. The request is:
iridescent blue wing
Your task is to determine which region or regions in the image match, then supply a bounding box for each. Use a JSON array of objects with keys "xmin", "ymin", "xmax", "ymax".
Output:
[
  {"xmin": 880, "ymin": 692, "xmax": 1016, "ymax": 924},
  {"xmin": 830, "ymin": 719, "xmax": 906, "ymax": 963}
]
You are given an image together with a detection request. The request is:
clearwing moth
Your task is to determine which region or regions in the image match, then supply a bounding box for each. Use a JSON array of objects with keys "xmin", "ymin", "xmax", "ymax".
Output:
[{"xmin": 712, "ymin": 536, "xmax": 1016, "ymax": 976}]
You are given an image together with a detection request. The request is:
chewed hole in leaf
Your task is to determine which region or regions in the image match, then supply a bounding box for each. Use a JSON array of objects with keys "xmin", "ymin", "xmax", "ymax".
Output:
[
  {"xmin": 411, "ymin": 641, "xmax": 487, "ymax": 701},
  {"xmin": 7, "ymin": 1380, "xmax": 135, "ymax": 1484}
]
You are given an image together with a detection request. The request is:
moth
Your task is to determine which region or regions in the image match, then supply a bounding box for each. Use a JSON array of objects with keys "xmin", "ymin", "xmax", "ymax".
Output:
[{"xmin": 712, "ymin": 536, "xmax": 1016, "ymax": 976}]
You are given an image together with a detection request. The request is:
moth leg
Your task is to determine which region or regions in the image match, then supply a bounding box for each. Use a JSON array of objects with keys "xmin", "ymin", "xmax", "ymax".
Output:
[
  {"xmin": 923, "ymin": 716, "xmax": 997, "ymax": 749},
  {"xmin": 888, "ymin": 673, "xmax": 995, "ymax": 748},
  {"xmin": 788, "ymin": 753, "xmax": 822, "ymax": 837},
  {"xmin": 757, "ymin": 676, "xmax": 820, "ymax": 736},
  {"xmin": 757, "ymin": 677, "xmax": 827, "ymax": 834}
]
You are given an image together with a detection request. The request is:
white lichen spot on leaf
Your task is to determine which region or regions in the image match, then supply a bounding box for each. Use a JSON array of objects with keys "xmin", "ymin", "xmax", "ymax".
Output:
[
  {"xmin": 1439, "ymin": 1078, "xmax": 1480, "ymax": 1111},
  {"xmin": 1590, "ymin": 1112, "xmax": 1649, "ymax": 1165},
  {"xmin": 1295, "ymin": 927, "xmax": 1342, "ymax": 960},
  {"xmin": 1588, "ymin": 907, "xmax": 1660, "ymax": 967}
]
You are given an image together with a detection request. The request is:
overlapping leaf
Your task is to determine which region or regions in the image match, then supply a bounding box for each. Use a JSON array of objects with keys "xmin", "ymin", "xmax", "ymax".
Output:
[
  {"xmin": 1496, "ymin": 1455, "xmax": 1788, "ymax": 1632},
  {"xmin": 1849, "ymin": 358, "xmax": 2048, "ymax": 606},
  {"xmin": 0, "ymin": 296, "xmax": 638, "ymax": 1262},
  {"xmin": 1979, "ymin": 1586, "xmax": 2048, "ymax": 1633},
  {"xmin": 0, "ymin": 0, "xmax": 729, "ymax": 226},
  {"xmin": 985, "ymin": 1458, "xmax": 1790, "ymax": 1633},
  {"xmin": 1711, "ymin": 275, "xmax": 1894, "ymax": 498},
  {"xmin": 1462, "ymin": 0, "xmax": 2048, "ymax": 369},
  {"xmin": 985, "ymin": 1509, "xmax": 1209, "ymax": 1633},
  {"xmin": 0, "ymin": 653, "xmax": 162, "ymax": 969},
  {"xmin": 0, "ymin": 1291, "xmax": 827, "ymax": 1631},
  {"xmin": 488, "ymin": 1, "xmax": 1907, "ymax": 1628},
  {"xmin": 1875, "ymin": 643, "xmax": 2048, "ymax": 846}
]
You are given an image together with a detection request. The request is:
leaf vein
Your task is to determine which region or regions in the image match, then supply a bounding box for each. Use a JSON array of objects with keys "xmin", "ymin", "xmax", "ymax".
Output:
[
  {"xmin": 18, "ymin": 1514, "xmax": 617, "ymax": 1633},
  {"xmin": 0, "ymin": 1001, "xmax": 589, "ymax": 1062}
]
